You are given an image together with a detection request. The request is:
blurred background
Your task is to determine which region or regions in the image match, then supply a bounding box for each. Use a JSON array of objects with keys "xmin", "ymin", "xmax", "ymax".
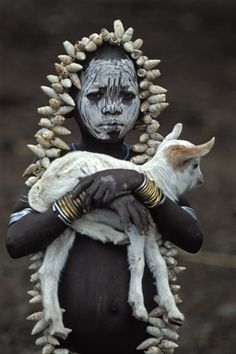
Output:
[{"xmin": 0, "ymin": 0, "xmax": 236, "ymax": 353}]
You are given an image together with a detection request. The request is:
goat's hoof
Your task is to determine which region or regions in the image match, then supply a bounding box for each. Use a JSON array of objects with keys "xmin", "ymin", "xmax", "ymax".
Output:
[
  {"xmin": 128, "ymin": 296, "xmax": 148, "ymax": 322},
  {"xmin": 50, "ymin": 326, "xmax": 72, "ymax": 340},
  {"xmin": 132, "ymin": 307, "xmax": 148, "ymax": 322},
  {"xmin": 168, "ymin": 310, "xmax": 184, "ymax": 327},
  {"xmin": 169, "ymin": 317, "xmax": 184, "ymax": 326}
]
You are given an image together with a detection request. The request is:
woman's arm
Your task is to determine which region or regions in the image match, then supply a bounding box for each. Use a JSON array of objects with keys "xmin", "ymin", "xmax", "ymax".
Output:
[
  {"xmin": 6, "ymin": 185, "xmax": 67, "ymax": 258},
  {"xmin": 6, "ymin": 173, "xmax": 150, "ymax": 258},
  {"xmin": 8, "ymin": 168, "xmax": 201, "ymax": 257},
  {"xmin": 149, "ymin": 196, "xmax": 203, "ymax": 253}
]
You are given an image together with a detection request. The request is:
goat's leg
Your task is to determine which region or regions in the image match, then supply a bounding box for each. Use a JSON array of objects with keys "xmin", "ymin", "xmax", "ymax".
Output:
[
  {"xmin": 38, "ymin": 229, "xmax": 75, "ymax": 339},
  {"xmin": 145, "ymin": 232, "xmax": 184, "ymax": 325},
  {"xmin": 127, "ymin": 227, "xmax": 148, "ymax": 322}
]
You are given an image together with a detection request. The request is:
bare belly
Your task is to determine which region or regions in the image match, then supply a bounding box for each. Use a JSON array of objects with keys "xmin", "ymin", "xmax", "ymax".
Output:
[{"xmin": 58, "ymin": 234, "xmax": 156, "ymax": 354}]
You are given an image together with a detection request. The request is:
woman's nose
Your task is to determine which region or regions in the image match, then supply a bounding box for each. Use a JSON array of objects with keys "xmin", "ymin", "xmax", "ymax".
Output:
[{"xmin": 101, "ymin": 102, "xmax": 123, "ymax": 115}]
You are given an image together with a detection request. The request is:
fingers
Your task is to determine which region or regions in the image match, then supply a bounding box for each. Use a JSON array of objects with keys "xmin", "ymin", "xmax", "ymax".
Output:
[
  {"xmin": 126, "ymin": 201, "xmax": 144, "ymax": 235},
  {"xmin": 147, "ymin": 212, "xmax": 155, "ymax": 228},
  {"xmin": 110, "ymin": 195, "xmax": 153, "ymax": 236},
  {"xmin": 109, "ymin": 197, "xmax": 132, "ymax": 231},
  {"xmin": 71, "ymin": 177, "xmax": 93, "ymax": 198},
  {"xmin": 83, "ymin": 181, "xmax": 100, "ymax": 209},
  {"xmin": 93, "ymin": 185, "xmax": 116, "ymax": 206},
  {"xmin": 92, "ymin": 185, "xmax": 106, "ymax": 206},
  {"xmin": 102, "ymin": 189, "xmax": 112, "ymax": 205},
  {"xmin": 136, "ymin": 202, "xmax": 155, "ymax": 231},
  {"xmin": 85, "ymin": 183, "xmax": 118, "ymax": 208},
  {"xmin": 71, "ymin": 175, "xmax": 118, "ymax": 209},
  {"xmin": 116, "ymin": 203, "xmax": 133, "ymax": 233},
  {"xmin": 126, "ymin": 199, "xmax": 152, "ymax": 235}
]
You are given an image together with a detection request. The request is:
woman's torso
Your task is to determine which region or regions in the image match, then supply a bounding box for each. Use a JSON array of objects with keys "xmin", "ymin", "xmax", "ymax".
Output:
[{"xmin": 58, "ymin": 233, "xmax": 156, "ymax": 354}]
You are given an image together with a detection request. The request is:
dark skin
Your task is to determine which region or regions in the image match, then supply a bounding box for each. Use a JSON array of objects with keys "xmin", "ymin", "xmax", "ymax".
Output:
[
  {"xmin": 6, "ymin": 138, "xmax": 202, "ymax": 258},
  {"xmin": 6, "ymin": 49, "xmax": 203, "ymax": 354},
  {"xmin": 6, "ymin": 136, "xmax": 203, "ymax": 354}
]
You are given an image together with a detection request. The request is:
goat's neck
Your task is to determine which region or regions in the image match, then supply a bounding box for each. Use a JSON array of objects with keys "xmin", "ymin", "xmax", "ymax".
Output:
[{"xmin": 143, "ymin": 157, "xmax": 179, "ymax": 202}]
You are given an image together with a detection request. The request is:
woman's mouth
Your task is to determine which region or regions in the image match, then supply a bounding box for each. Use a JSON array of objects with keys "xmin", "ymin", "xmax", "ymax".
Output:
[{"xmin": 99, "ymin": 122, "xmax": 124, "ymax": 132}]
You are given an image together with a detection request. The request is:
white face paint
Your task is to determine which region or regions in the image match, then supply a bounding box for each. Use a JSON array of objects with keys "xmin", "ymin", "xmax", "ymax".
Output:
[{"xmin": 76, "ymin": 57, "xmax": 140, "ymax": 141}]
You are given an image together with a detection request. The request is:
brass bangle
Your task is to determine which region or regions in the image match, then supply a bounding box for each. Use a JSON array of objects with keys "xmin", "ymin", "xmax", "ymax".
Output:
[
  {"xmin": 53, "ymin": 201, "xmax": 73, "ymax": 225},
  {"xmin": 53, "ymin": 190, "xmax": 89, "ymax": 226},
  {"xmin": 144, "ymin": 189, "xmax": 163, "ymax": 208},
  {"xmin": 134, "ymin": 175, "xmax": 164, "ymax": 208},
  {"xmin": 73, "ymin": 195, "xmax": 83, "ymax": 209},
  {"xmin": 58, "ymin": 197, "xmax": 77, "ymax": 220},
  {"xmin": 58, "ymin": 194, "xmax": 81, "ymax": 219},
  {"xmin": 57, "ymin": 198, "xmax": 71, "ymax": 219},
  {"xmin": 136, "ymin": 179, "xmax": 156, "ymax": 196},
  {"xmin": 73, "ymin": 198, "xmax": 83, "ymax": 214},
  {"xmin": 135, "ymin": 177, "xmax": 152, "ymax": 195},
  {"xmin": 64, "ymin": 194, "xmax": 82, "ymax": 218},
  {"xmin": 53, "ymin": 191, "xmax": 86, "ymax": 226}
]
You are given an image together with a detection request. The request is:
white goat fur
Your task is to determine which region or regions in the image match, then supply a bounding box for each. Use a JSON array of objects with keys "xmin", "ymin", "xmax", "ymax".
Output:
[{"xmin": 28, "ymin": 123, "xmax": 214, "ymax": 339}]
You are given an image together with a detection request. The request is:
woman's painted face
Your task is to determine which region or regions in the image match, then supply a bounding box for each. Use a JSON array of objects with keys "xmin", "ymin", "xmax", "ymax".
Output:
[{"xmin": 76, "ymin": 57, "xmax": 140, "ymax": 141}]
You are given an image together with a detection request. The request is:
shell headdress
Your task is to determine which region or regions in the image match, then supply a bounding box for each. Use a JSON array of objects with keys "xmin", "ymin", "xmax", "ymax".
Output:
[{"xmin": 25, "ymin": 20, "xmax": 186, "ymax": 354}]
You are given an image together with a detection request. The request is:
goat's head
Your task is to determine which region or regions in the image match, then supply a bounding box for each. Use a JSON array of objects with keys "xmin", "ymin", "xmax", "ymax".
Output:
[{"xmin": 147, "ymin": 123, "xmax": 215, "ymax": 199}]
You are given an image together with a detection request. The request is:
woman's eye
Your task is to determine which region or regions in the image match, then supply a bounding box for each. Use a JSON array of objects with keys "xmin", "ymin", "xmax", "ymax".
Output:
[
  {"xmin": 87, "ymin": 91, "xmax": 103, "ymax": 101},
  {"xmin": 120, "ymin": 91, "xmax": 135, "ymax": 101}
]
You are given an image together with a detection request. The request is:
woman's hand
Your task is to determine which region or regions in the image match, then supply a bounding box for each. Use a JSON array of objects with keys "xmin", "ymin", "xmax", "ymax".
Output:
[
  {"xmin": 109, "ymin": 194, "xmax": 155, "ymax": 235},
  {"xmin": 70, "ymin": 169, "xmax": 144, "ymax": 209}
]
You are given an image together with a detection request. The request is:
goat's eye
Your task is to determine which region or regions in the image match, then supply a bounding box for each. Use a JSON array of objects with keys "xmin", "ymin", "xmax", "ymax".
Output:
[{"xmin": 193, "ymin": 162, "xmax": 199, "ymax": 169}]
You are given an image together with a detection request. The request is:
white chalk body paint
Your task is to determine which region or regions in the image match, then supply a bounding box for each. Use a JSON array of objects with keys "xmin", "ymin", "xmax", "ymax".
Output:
[{"xmin": 76, "ymin": 58, "xmax": 140, "ymax": 140}]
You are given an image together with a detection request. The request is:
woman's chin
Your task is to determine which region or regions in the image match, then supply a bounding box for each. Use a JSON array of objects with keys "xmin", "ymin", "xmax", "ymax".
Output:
[
  {"xmin": 97, "ymin": 130, "xmax": 123, "ymax": 143},
  {"xmin": 106, "ymin": 131, "xmax": 123, "ymax": 143}
]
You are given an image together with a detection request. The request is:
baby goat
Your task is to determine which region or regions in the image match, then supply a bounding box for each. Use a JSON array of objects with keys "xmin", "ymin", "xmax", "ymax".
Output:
[{"xmin": 28, "ymin": 123, "xmax": 214, "ymax": 339}]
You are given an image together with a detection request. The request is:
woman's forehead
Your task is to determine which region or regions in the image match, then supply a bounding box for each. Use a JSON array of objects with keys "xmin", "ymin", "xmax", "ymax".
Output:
[{"xmin": 83, "ymin": 58, "xmax": 138, "ymax": 87}]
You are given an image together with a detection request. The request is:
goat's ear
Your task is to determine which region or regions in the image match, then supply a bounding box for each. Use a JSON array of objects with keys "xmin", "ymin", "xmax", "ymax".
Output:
[
  {"xmin": 165, "ymin": 137, "xmax": 215, "ymax": 170},
  {"xmin": 182, "ymin": 137, "xmax": 215, "ymax": 159},
  {"xmin": 164, "ymin": 123, "xmax": 183, "ymax": 141}
]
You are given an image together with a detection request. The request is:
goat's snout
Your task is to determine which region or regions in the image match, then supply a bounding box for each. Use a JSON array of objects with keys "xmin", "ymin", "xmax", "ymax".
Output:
[{"xmin": 197, "ymin": 174, "xmax": 204, "ymax": 185}]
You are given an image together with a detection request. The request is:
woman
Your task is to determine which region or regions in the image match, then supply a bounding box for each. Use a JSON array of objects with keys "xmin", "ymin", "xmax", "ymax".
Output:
[{"xmin": 6, "ymin": 27, "xmax": 202, "ymax": 354}]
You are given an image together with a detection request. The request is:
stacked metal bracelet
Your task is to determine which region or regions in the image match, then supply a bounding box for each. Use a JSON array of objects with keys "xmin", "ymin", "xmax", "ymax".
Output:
[
  {"xmin": 52, "ymin": 192, "xmax": 84, "ymax": 226},
  {"xmin": 134, "ymin": 174, "xmax": 165, "ymax": 208}
]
